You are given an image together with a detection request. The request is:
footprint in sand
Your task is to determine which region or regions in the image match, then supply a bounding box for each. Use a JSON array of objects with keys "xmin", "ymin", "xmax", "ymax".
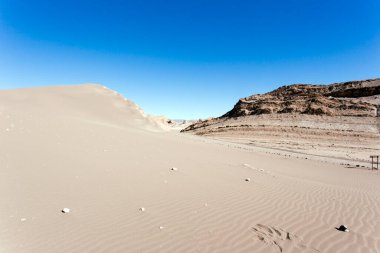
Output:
[{"xmin": 251, "ymin": 224, "xmax": 319, "ymax": 252}]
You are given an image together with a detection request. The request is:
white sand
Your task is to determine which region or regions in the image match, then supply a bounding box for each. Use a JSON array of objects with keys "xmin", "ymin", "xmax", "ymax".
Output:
[{"xmin": 1, "ymin": 84, "xmax": 379, "ymax": 253}]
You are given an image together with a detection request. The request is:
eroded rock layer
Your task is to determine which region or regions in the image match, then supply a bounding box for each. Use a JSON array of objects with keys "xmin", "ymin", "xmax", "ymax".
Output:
[{"xmin": 223, "ymin": 78, "xmax": 380, "ymax": 118}]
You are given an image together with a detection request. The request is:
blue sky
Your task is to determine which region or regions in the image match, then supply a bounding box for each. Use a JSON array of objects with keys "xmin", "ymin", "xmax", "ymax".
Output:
[{"xmin": 1, "ymin": 0, "xmax": 380, "ymax": 119}]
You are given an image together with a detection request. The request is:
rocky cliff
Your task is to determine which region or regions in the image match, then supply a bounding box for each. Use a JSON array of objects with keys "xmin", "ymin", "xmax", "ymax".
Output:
[{"xmin": 223, "ymin": 78, "xmax": 380, "ymax": 118}]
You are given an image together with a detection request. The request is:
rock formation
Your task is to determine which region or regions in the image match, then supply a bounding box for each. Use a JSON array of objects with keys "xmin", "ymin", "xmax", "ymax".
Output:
[
  {"xmin": 183, "ymin": 78, "xmax": 380, "ymax": 132},
  {"xmin": 181, "ymin": 78, "xmax": 380, "ymax": 163},
  {"xmin": 223, "ymin": 78, "xmax": 380, "ymax": 118}
]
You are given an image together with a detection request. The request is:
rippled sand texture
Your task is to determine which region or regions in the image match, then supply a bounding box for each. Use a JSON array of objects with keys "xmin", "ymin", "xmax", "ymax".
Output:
[{"xmin": 1, "ymin": 85, "xmax": 379, "ymax": 253}]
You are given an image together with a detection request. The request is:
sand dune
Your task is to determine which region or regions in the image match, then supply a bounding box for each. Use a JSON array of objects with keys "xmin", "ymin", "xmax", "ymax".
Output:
[{"xmin": 1, "ymin": 84, "xmax": 379, "ymax": 252}]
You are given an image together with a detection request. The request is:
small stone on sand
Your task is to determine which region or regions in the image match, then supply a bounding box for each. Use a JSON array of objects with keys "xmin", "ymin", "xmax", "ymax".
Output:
[
  {"xmin": 62, "ymin": 208, "xmax": 70, "ymax": 213},
  {"xmin": 245, "ymin": 178, "xmax": 251, "ymax": 182},
  {"xmin": 139, "ymin": 207, "xmax": 146, "ymax": 212},
  {"xmin": 337, "ymin": 225, "xmax": 349, "ymax": 232},
  {"xmin": 159, "ymin": 226, "xmax": 165, "ymax": 230},
  {"xmin": 171, "ymin": 167, "xmax": 178, "ymax": 171},
  {"xmin": 20, "ymin": 218, "xmax": 27, "ymax": 222}
]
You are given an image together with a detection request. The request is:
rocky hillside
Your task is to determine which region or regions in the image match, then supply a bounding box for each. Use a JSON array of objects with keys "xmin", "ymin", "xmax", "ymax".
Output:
[
  {"xmin": 181, "ymin": 78, "xmax": 380, "ymax": 164},
  {"xmin": 183, "ymin": 78, "xmax": 380, "ymax": 132},
  {"xmin": 223, "ymin": 78, "xmax": 380, "ymax": 118}
]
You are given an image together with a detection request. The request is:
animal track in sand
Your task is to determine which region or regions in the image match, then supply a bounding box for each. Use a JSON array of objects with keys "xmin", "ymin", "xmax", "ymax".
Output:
[{"xmin": 252, "ymin": 224, "xmax": 319, "ymax": 252}]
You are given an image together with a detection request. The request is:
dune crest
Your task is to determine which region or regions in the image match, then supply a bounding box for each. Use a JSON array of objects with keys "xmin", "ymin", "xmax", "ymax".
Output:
[{"xmin": 1, "ymin": 84, "xmax": 170, "ymax": 132}]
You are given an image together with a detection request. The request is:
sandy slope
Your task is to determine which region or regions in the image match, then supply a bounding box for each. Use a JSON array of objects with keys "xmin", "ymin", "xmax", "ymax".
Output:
[{"xmin": 1, "ymin": 84, "xmax": 379, "ymax": 253}]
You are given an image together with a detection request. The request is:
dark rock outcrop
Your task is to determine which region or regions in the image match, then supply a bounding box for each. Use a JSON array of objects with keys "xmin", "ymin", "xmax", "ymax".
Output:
[{"xmin": 222, "ymin": 78, "xmax": 380, "ymax": 118}]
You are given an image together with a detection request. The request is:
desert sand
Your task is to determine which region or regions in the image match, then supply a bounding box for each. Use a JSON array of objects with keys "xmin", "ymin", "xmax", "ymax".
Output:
[{"xmin": 1, "ymin": 84, "xmax": 379, "ymax": 253}]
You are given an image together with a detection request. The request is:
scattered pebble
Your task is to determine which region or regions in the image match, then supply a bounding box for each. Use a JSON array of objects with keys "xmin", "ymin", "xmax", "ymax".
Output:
[
  {"xmin": 171, "ymin": 167, "xmax": 178, "ymax": 171},
  {"xmin": 139, "ymin": 207, "xmax": 146, "ymax": 212},
  {"xmin": 62, "ymin": 208, "xmax": 70, "ymax": 213},
  {"xmin": 159, "ymin": 226, "xmax": 165, "ymax": 230},
  {"xmin": 337, "ymin": 225, "xmax": 349, "ymax": 232},
  {"xmin": 245, "ymin": 178, "xmax": 251, "ymax": 182}
]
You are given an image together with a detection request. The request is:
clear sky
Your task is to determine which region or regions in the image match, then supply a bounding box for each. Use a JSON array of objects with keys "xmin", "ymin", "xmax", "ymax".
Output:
[{"xmin": 1, "ymin": 0, "xmax": 380, "ymax": 119}]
